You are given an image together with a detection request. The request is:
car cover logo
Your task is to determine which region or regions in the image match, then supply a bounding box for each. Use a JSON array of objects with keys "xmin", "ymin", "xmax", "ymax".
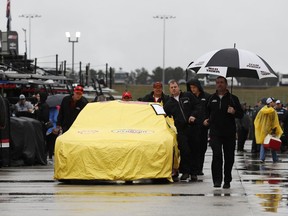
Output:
[{"xmin": 112, "ymin": 129, "xmax": 154, "ymax": 134}]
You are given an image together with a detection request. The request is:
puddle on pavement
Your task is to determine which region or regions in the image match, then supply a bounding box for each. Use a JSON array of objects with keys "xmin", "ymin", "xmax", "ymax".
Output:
[
  {"xmin": 237, "ymin": 152, "xmax": 288, "ymax": 213},
  {"xmin": 255, "ymin": 192, "xmax": 288, "ymax": 213},
  {"xmin": 0, "ymin": 191, "xmax": 246, "ymax": 198}
]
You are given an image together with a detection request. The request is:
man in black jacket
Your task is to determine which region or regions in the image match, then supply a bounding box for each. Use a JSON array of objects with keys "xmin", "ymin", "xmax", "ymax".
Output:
[
  {"xmin": 204, "ymin": 76, "xmax": 243, "ymax": 189},
  {"xmin": 55, "ymin": 85, "xmax": 88, "ymax": 133},
  {"xmin": 186, "ymin": 78, "xmax": 211, "ymax": 176},
  {"xmin": 164, "ymin": 80, "xmax": 200, "ymax": 182},
  {"xmin": 138, "ymin": 82, "xmax": 170, "ymax": 106}
]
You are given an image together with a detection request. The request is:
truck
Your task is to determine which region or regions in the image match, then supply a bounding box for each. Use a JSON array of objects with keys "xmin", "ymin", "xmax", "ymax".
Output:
[
  {"xmin": 114, "ymin": 71, "xmax": 129, "ymax": 85},
  {"xmin": 279, "ymin": 73, "xmax": 288, "ymax": 86}
]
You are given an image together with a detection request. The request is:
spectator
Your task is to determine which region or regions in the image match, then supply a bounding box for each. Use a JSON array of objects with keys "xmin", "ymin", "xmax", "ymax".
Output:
[
  {"xmin": 204, "ymin": 76, "xmax": 243, "ymax": 189},
  {"xmin": 15, "ymin": 94, "xmax": 34, "ymax": 113},
  {"xmin": 164, "ymin": 79, "xmax": 200, "ymax": 182},
  {"xmin": 33, "ymin": 92, "xmax": 50, "ymax": 163},
  {"xmin": 46, "ymin": 105, "xmax": 60, "ymax": 165},
  {"xmin": 236, "ymin": 103, "xmax": 251, "ymax": 152},
  {"xmin": 34, "ymin": 92, "xmax": 50, "ymax": 125},
  {"xmin": 254, "ymin": 97, "xmax": 283, "ymax": 163},
  {"xmin": 122, "ymin": 91, "xmax": 132, "ymax": 101},
  {"xmin": 251, "ymin": 98, "xmax": 267, "ymax": 153},
  {"xmin": 281, "ymin": 105, "xmax": 288, "ymax": 153},
  {"xmin": 275, "ymin": 99, "xmax": 287, "ymax": 152},
  {"xmin": 186, "ymin": 78, "xmax": 211, "ymax": 176},
  {"xmin": 138, "ymin": 82, "xmax": 169, "ymax": 106},
  {"xmin": 275, "ymin": 100, "xmax": 286, "ymax": 125},
  {"xmin": 54, "ymin": 85, "xmax": 88, "ymax": 134}
]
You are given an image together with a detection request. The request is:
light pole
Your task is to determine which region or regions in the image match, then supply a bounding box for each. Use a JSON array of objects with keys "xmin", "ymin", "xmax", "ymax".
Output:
[
  {"xmin": 22, "ymin": 28, "xmax": 27, "ymax": 55},
  {"xmin": 19, "ymin": 14, "xmax": 41, "ymax": 59},
  {"xmin": 66, "ymin": 32, "xmax": 81, "ymax": 75},
  {"xmin": 153, "ymin": 15, "xmax": 175, "ymax": 88}
]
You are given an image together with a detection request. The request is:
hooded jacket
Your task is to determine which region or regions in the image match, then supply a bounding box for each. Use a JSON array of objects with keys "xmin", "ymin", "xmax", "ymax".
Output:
[
  {"xmin": 35, "ymin": 92, "xmax": 50, "ymax": 124},
  {"xmin": 254, "ymin": 105, "xmax": 283, "ymax": 144},
  {"xmin": 186, "ymin": 79, "xmax": 211, "ymax": 126}
]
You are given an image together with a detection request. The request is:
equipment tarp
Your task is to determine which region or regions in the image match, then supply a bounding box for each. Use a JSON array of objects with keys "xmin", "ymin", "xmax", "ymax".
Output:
[
  {"xmin": 10, "ymin": 117, "xmax": 47, "ymax": 165},
  {"xmin": 54, "ymin": 101, "xmax": 179, "ymax": 182}
]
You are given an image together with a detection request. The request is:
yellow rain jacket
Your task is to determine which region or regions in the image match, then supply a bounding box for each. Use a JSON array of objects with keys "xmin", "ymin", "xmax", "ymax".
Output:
[{"xmin": 254, "ymin": 105, "xmax": 283, "ymax": 144}]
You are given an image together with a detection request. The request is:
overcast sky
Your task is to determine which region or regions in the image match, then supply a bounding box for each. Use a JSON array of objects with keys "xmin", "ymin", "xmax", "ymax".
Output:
[{"xmin": 1, "ymin": 0, "xmax": 288, "ymax": 74}]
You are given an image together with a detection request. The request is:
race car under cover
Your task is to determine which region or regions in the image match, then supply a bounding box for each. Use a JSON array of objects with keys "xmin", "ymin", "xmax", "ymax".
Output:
[{"xmin": 54, "ymin": 100, "xmax": 179, "ymax": 182}]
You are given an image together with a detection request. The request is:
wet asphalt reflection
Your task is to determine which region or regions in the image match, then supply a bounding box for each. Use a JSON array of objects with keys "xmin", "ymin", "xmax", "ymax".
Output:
[
  {"xmin": 235, "ymin": 144, "xmax": 288, "ymax": 214},
  {"xmin": 0, "ymin": 141, "xmax": 287, "ymax": 215}
]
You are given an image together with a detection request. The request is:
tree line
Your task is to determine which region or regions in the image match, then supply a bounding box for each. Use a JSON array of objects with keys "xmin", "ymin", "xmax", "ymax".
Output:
[{"xmin": 84, "ymin": 66, "xmax": 279, "ymax": 87}]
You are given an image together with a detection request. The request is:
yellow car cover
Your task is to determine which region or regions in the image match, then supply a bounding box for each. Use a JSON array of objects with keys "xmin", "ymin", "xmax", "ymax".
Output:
[{"xmin": 54, "ymin": 100, "xmax": 179, "ymax": 182}]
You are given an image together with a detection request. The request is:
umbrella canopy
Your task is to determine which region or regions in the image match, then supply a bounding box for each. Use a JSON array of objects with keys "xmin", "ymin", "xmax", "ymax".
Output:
[
  {"xmin": 188, "ymin": 48, "xmax": 278, "ymax": 79},
  {"xmin": 46, "ymin": 94, "xmax": 68, "ymax": 107}
]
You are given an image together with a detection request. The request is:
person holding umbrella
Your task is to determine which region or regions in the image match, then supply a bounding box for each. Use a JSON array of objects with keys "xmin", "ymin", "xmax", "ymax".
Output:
[{"xmin": 204, "ymin": 76, "xmax": 243, "ymax": 188}]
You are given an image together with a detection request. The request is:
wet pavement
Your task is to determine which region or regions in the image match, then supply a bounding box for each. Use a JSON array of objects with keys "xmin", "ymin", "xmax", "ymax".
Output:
[{"xmin": 0, "ymin": 140, "xmax": 287, "ymax": 215}]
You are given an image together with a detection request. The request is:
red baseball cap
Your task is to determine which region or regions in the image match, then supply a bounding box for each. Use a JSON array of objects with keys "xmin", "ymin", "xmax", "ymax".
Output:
[
  {"xmin": 74, "ymin": 85, "xmax": 84, "ymax": 94},
  {"xmin": 122, "ymin": 91, "xmax": 132, "ymax": 99},
  {"xmin": 153, "ymin": 82, "xmax": 163, "ymax": 88}
]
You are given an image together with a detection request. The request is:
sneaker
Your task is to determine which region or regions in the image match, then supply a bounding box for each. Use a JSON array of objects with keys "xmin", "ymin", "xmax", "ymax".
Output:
[
  {"xmin": 260, "ymin": 160, "xmax": 265, "ymax": 163},
  {"xmin": 190, "ymin": 175, "xmax": 198, "ymax": 182},
  {"xmin": 172, "ymin": 175, "xmax": 179, "ymax": 182},
  {"xmin": 172, "ymin": 170, "xmax": 179, "ymax": 182},
  {"xmin": 214, "ymin": 182, "xmax": 221, "ymax": 188},
  {"xmin": 47, "ymin": 159, "xmax": 53, "ymax": 165},
  {"xmin": 180, "ymin": 173, "xmax": 190, "ymax": 182},
  {"xmin": 273, "ymin": 159, "xmax": 281, "ymax": 163},
  {"xmin": 223, "ymin": 182, "xmax": 230, "ymax": 189}
]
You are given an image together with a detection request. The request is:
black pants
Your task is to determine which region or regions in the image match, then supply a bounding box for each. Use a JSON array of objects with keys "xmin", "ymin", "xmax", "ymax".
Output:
[
  {"xmin": 210, "ymin": 135, "xmax": 236, "ymax": 184},
  {"xmin": 46, "ymin": 133, "xmax": 57, "ymax": 159},
  {"xmin": 251, "ymin": 125, "xmax": 260, "ymax": 153},
  {"xmin": 197, "ymin": 127, "xmax": 208, "ymax": 173},
  {"xmin": 177, "ymin": 126, "xmax": 200, "ymax": 175},
  {"xmin": 237, "ymin": 127, "xmax": 249, "ymax": 151}
]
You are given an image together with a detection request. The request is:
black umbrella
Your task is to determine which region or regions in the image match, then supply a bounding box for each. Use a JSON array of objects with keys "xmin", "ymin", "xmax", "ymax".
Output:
[
  {"xmin": 188, "ymin": 48, "xmax": 277, "ymax": 79},
  {"xmin": 46, "ymin": 94, "xmax": 68, "ymax": 107}
]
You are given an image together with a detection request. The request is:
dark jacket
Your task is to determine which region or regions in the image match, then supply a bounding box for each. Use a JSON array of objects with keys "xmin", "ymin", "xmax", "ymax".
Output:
[
  {"xmin": 186, "ymin": 79, "xmax": 211, "ymax": 126},
  {"xmin": 139, "ymin": 91, "xmax": 170, "ymax": 105},
  {"xmin": 35, "ymin": 92, "xmax": 50, "ymax": 124},
  {"xmin": 206, "ymin": 90, "xmax": 244, "ymax": 137},
  {"xmin": 164, "ymin": 91, "xmax": 200, "ymax": 131},
  {"xmin": 57, "ymin": 95, "xmax": 88, "ymax": 132}
]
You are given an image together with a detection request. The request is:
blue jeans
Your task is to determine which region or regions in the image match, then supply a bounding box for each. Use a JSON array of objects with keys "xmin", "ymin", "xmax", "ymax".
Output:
[{"xmin": 260, "ymin": 144, "xmax": 278, "ymax": 162}]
